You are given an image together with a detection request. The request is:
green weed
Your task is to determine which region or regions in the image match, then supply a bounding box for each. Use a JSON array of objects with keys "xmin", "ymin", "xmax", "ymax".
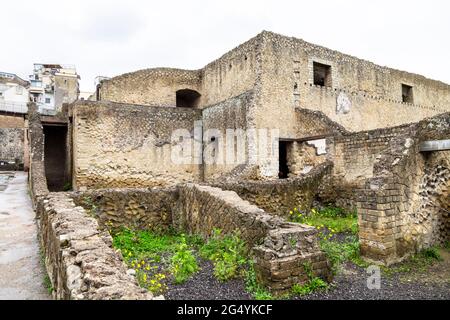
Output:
[
  {"xmin": 200, "ymin": 229, "xmax": 247, "ymax": 282},
  {"xmin": 170, "ymin": 235, "xmax": 199, "ymax": 284}
]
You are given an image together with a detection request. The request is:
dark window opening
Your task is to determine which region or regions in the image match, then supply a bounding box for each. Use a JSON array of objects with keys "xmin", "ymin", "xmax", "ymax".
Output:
[
  {"xmin": 313, "ymin": 62, "xmax": 332, "ymax": 87},
  {"xmin": 402, "ymin": 84, "xmax": 413, "ymax": 104},
  {"xmin": 279, "ymin": 141, "xmax": 292, "ymax": 179},
  {"xmin": 176, "ymin": 89, "xmax": 201, "ymax": 108}
]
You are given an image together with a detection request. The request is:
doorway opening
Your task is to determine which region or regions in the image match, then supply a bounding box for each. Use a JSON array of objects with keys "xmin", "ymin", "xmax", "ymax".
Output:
[
  {"xmin": 279, "ymin": 141, "xmax": 292, "ymax": 179},
  {"xmin": 43, "ymin": 125, "xmax": 68, "ymax": 191}
]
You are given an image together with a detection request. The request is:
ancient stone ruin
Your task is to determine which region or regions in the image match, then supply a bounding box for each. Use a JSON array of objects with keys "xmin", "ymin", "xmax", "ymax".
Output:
[{"xmin": 7, "ymin": 31, "xmax": 450, "ymax": 299}]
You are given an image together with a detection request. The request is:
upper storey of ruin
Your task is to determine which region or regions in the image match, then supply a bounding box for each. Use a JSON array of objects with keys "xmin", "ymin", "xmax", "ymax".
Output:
[{"xmin": 98, "ymin": 31, "xmax": 450, "ymax": 112}]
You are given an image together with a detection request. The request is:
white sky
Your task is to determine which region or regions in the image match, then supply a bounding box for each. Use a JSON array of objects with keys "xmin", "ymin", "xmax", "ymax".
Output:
[{"xmin": 1, "ymin": 0, "xmax": 449, "ymax": 92}]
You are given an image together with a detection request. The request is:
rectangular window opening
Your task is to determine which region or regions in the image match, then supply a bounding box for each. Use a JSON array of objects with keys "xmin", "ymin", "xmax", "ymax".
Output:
[
  {"xmin": 402, "ymin": 84, "xmax": 413, "ymax": 104},
  {"xmin": 313, "ymin": 62, "xmax": 332, "ymax": 87}
]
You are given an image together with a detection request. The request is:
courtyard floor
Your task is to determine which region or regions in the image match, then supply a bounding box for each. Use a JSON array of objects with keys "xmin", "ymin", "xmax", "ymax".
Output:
[{"xmin": 0, "ymin": 172, "xmax": 49, "ymax": 300}]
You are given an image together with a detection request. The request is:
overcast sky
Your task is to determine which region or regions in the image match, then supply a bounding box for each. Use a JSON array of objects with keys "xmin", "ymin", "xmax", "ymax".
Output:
[{"xmin": 1, "ymin": 0, "xmax": 449, "ymax": 92}]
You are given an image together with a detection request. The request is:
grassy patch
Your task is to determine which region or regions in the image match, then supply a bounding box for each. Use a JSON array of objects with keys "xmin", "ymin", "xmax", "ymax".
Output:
[
  {"xmin": 113, "ymin": 228, "xmax": 202, "ymax": 261},
  {"xmin": 291, "ymin": 263, "xmax": 329, "ymax": 297},
  {"xmin": 319, "ymin": 234, "xmax": 369, "ymax": 273},
  {"xmin": 289, "ymin": 206, "xmax": 358, "ymax": 234},
  {"xmin": 381, "ymin": 246, "xmax": 443, "ymax": 277}
]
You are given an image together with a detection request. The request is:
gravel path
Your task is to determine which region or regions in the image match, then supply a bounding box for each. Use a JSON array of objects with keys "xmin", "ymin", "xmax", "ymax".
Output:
[
  {"xmin": 161, "ymin": 259, "xmax": 251, "ymax": 300},
  {"xmin": 298, "ymin": 261, "xmax": 450, "ymax": 300},
  {"xmin": 0, "ymin": 172, "xmax": 50, "ymax": 300},
  {"xmin": 159, "ymin": 239, "xmax": 450, "ymax": 300}
]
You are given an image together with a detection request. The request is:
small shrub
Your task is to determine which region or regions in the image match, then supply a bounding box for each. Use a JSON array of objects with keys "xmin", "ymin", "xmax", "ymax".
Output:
[
  {"xmin": 200, "ymin": 229, "xmax": 247, "ymax": 282},
  {"xmin": 170, "ymin": 235, "xmax": 199, "ymax": 284},
  {"xmin": 319, "ymin": 235, "xmax": 368, "ymax": 273},
  {"xmin": 291, "ymin": 263, "xmax": 329, "ymax": 296},
  {"xmin": 244, "ymin": 262, "xmax": 273, "ymax": 300},
  {"xmin": 421, "ymin": 246, "xmax": 442, "ymax": 261},
  {"xmin": 62, "ymin": 182, "xmax": 72, "ymax": 191}
]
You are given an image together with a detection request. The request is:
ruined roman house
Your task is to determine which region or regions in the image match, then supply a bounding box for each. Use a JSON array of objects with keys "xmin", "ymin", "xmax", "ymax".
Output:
[{"xmin": 26, "ymin": 31, "xmax": 449, "ymax": 299}]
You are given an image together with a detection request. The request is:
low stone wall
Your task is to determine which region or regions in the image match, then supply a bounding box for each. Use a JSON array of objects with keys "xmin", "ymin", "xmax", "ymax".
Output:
[
  {"xmin": 174, "ymin": 183, "xmax": 330, "ymax": 293},
  {"xmin": 213, "ymin": 162, "xmax": 333, "ymax": 217},
  {"xmin": 70, "ymin": 188, "xmax": 175, "ymax": 232},
  {"xmin": 37, "ymin": 193, "xmax": 153, "ymax": 299}
]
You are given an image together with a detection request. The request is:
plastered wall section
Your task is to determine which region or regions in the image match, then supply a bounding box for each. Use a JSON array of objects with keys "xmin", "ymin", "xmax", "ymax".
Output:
[{"xmin": 72, "ymin": 101, "xmax": 202, "ymax": 189}]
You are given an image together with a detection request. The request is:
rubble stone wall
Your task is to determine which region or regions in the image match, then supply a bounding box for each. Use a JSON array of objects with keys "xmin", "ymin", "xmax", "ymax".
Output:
[
  {"xmin": 70, "ymin": 188, "xmax": 175, "ymax": 232},
  {"xmin": 100, "ymin": 68, "xmax": 201, "ymax": 107},
  {"xmin": 213, "ymin": 162, "xmax": 332, "ymax": 217},
  {"xmin": 174, "ymin": 183, "xmax": 331, "ymax": 293},
  {"xmin": 37, "ymin": 193, "xmax": 153, "ymax": 300}
]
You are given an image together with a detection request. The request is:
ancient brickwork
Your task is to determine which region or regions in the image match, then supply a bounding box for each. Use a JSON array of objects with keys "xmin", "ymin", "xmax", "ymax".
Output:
[
  {"xmin": 174, "ymin": 183, "xmax": 330, "ymax": 293},
  {"xmin": 0, "ymin": 114, "xmax": 24, "ymax": 128},
  {"xmin": 72, "ymin": 101, "xmax": 202, "ymax": 190},
  {"xmin": 323, "ymin": 125, "xmax": 412, "ymax": 209},
  {"xmin": 213, "ymin": 162, "xmax": 332, "ymax": 217},
  {"xmin": 70, "ymin": 188, "xmax": 175, "ymax": 232},
  {"xmin": 354, "ymin": 113, "xmax": 450, "ymax": 264}
]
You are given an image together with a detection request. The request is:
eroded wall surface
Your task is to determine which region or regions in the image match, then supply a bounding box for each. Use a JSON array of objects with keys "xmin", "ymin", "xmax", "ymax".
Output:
[
  {"xmin": 202, "ymin": 91, "xmax": 254, "ymax": 180},
  {"xmin": 257, "ymin": 31, "xmax": 450, "ymax": 140},
  {"xmin": 72, "ymin": 101, "xmax": 202, "ymax": 189},
  {"xmin": 0, "ymin": 115, "xmax": 25, "ymax": 168},
  {"xmin": 71, "ymin": 188, "xmax": 175, "ymax": 232}
]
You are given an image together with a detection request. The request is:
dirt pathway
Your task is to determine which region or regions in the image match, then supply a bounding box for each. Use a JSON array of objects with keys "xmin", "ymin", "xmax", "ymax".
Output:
[{"xmin": 0, "ymin": 172, "xmax": 50, "ymax": 300}]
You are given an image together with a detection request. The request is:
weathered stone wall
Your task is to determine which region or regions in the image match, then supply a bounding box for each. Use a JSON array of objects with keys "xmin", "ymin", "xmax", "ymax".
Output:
[
  {"xmin": 0, "ymin": 114, "xmax": 25, "ymax": 169},
  {"xmin": 28, "ymin": 103, "xmax": 49, "ymax": 205},
  {"xmin": 202, "ymin": 91, "xmax": 254, "ymax": 180},
  {"xmin": 99, "ymin": 36, "xmax": 259, "ymax": 109},
  {"xmin": 70, "ymin": 188, "xmax": 175, "ymax": 232},
  {"xmin": 28, "ymin": 103, "xmax": 154, "ymax": 300},
  {"xmin": 257, "ymin": 31, "xmax": 450, "ymax": 142},
  {"xmin": 213, "ymin": 162, "xmax": 332, "ymax": 217},
  {"xmin": 0, "ymin": 128, "xmax": 24, "ymax": 162},
  {"xmin": 353, "ymin": 113, "xmax": 450, "ymax": 264},
  {"xmin": 100, "ymin": 68, "xmax": 201, "ymax": 107},
  {"xmin": 37, "ymin": 193, "xmax": 153, "ymax": 300},
  {"xmin": 72, "ymin": 101, "xmax": 202, "ymax": 190},
  {"xmin": 173, "ymin": 183, "xmax": 330, "ymax": 293},
  {"xmin": 200, "ymin": 35, "xmax": 260, "ymax": 107}
]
